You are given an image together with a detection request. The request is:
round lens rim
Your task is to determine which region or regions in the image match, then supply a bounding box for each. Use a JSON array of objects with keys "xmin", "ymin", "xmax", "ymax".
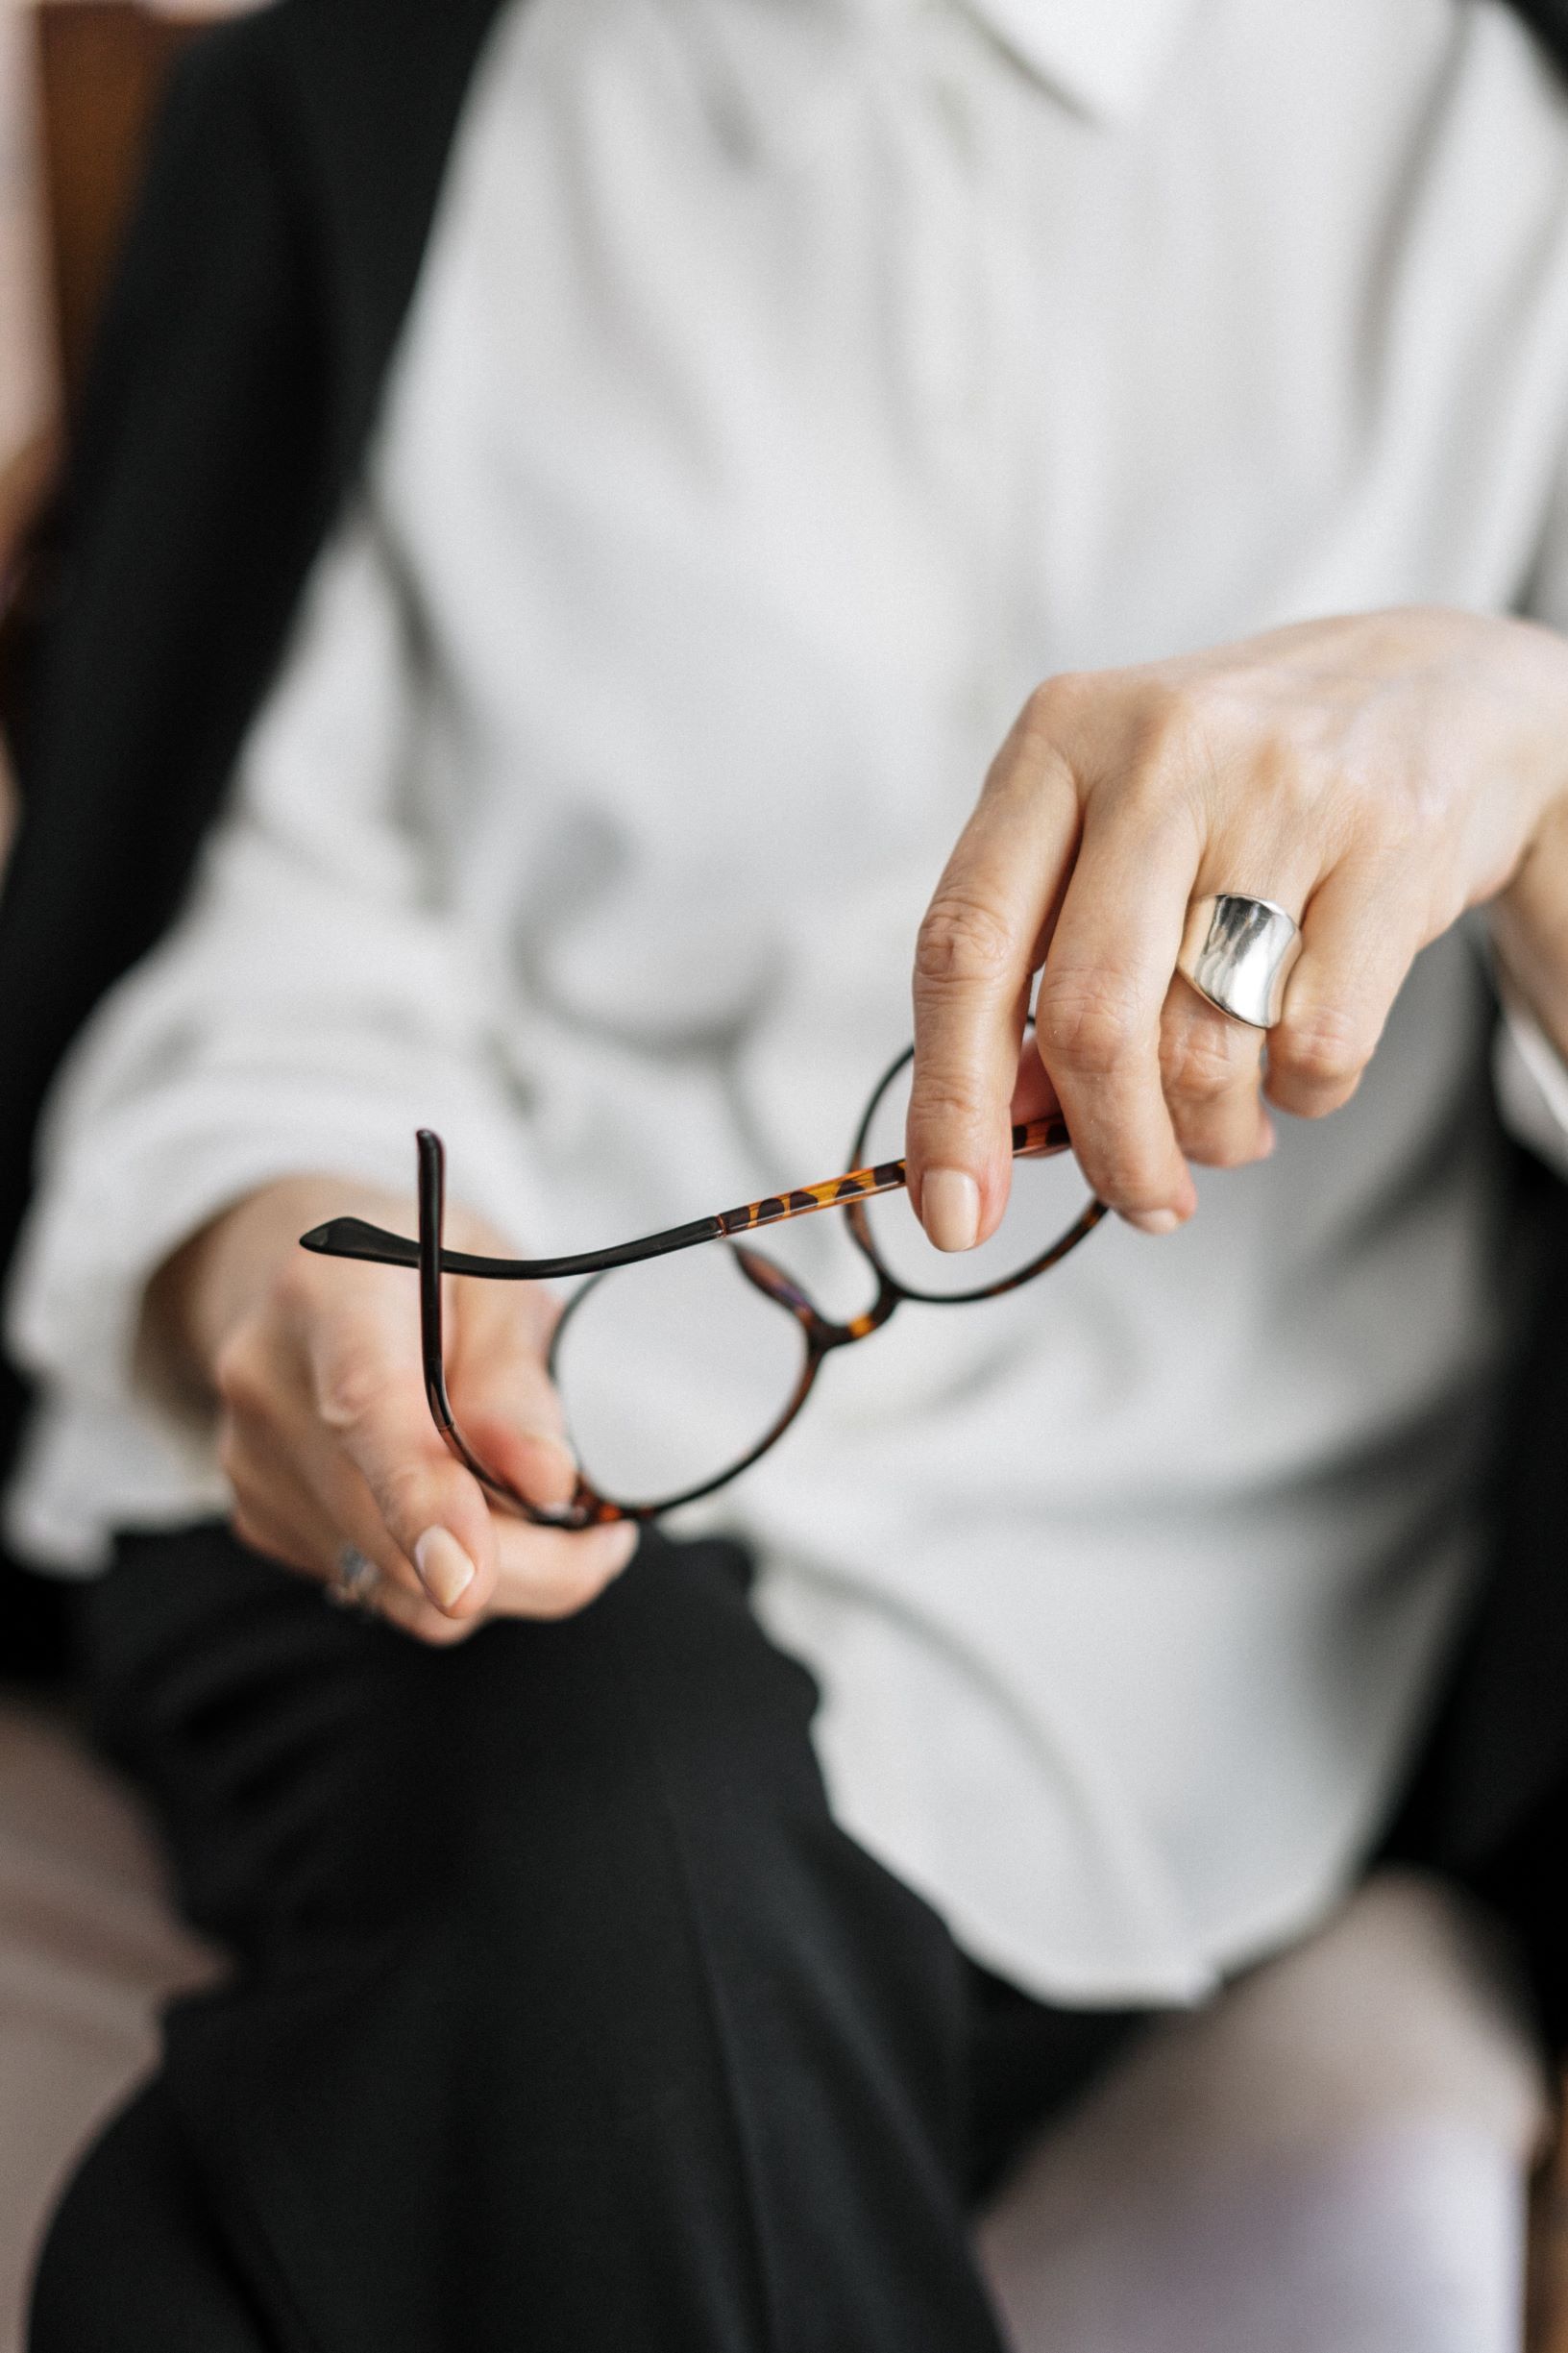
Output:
[
  {"xmin": 547, "ymin": 1245, "xmax": 823, "ymax": 1518},
  {"xmin": 845, "ymin": 1036, "xmax": 1104, "ymax": 1307}
]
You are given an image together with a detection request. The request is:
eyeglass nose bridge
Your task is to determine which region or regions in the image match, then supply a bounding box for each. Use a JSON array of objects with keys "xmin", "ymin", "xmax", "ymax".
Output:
[
  {"xmin": 731, "ymin": 1241, "xmax": 817, "ymax": 1320},
  {"xmin": 731, "ymin": 1238, "xmax": 903, "ymax": 1352}
]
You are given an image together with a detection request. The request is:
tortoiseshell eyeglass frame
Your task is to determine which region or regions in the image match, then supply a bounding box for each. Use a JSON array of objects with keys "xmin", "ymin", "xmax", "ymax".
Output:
[{"xmin": 299, "ymin": 1042, "xmax": 1107, "ymax": 1530}]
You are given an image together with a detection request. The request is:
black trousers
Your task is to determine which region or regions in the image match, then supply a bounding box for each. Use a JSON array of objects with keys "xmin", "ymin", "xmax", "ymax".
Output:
[{"xmin": 29, "ymin": 1524, "xmax": 1147, "ymax": 2353}]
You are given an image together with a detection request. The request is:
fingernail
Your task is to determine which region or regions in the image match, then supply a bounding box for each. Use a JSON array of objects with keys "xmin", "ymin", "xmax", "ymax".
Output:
[
  {"xmin": 414, "ymin": 1527, "xmax": 476, "ymax": 1610},
  {"xmin": 1125, "ymin": 1207, "xmax": 1181, "ymax": 1237},
  {"xmin": 922, "ymin": 1168, "xmax": 981, "ymax": 1253}
]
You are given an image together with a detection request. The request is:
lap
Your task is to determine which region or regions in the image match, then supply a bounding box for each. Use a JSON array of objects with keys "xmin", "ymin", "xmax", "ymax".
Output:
[
  {"xmin": 46, "ymin": 1520, "xmax": 1131, "ymax": 2353},
  {"xmin": 29, "ymin": 2078, "xmax": 271, "ymax": 2353},
  {"xmin": 83, "ymin": 1521, "xmax": 820, "ymax": 1958},
  {"xmin": 43, "ymin": 1518, "xmax": 1561, "ymax": 2352}
]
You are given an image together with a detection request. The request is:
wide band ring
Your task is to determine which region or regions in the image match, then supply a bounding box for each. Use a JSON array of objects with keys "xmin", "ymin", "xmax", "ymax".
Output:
[
  {"xmin": 1177, "ymin": 894, "xmax": 1302, "ymax": 1030},
  {"xmin": 325, "ymin": 1542, "xmax": 382, "ymax": 1613}
]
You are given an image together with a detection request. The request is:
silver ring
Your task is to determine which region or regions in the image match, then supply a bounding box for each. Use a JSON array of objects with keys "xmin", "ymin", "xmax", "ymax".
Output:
[
  {"xmin": 325, "ymin": 1543, "xmax": 381, "ymax": 1613},
  {"xmin": 1177, "ymin": 894, "xmax": 1302, "ymax": 1029}
]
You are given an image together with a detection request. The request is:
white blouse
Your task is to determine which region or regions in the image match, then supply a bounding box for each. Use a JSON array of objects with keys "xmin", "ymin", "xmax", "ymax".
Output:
[{"xmin": 12, "ymin": 0, "xmax": 1568, "ymax": 2004}]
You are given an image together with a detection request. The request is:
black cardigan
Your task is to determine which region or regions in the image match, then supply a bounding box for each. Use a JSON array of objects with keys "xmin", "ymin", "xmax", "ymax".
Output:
[{"xmin": 2, "ymin": 0, "xmax": 1566, "ymax": 1866}]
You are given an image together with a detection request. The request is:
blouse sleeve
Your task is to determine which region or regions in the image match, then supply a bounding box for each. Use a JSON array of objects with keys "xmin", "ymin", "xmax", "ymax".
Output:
[{"xmin": 4, "ymin": 499, "xmax": 541, "ymax": 1547}]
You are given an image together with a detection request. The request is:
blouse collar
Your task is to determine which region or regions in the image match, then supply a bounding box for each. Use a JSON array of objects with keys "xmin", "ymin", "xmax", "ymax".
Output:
[{"xmin": 660, "ymin": 0, "xmax": 1199, "ymax": 160}]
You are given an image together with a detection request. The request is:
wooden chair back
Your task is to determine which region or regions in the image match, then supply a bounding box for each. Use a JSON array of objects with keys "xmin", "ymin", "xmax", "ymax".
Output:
[
  {"xmin": 34, "ymin": 4, "xmax": 213, "ymax": 418},
  {"xmin": 0, "ymin": 5, "xmax": 216, "ymax": 779}
]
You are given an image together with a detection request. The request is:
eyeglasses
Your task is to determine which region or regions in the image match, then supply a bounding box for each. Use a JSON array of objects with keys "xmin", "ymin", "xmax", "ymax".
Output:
[{"xmin": 300, "ymin": 1040, "xmax": 1106, "ymax": 1529}]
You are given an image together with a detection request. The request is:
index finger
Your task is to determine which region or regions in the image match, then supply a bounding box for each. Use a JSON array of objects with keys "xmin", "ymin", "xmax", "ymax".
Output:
[{"xmin": 907, "ymin": 738, "xmax": 1079, "ymax": 1249}]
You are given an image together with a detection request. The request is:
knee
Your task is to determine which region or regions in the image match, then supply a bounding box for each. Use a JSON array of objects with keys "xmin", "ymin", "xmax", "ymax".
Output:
[
  {"xmin": 327, "ymin": 1535, "xmax": 823, "ymax": 1993},
  {"xmin": 443, "ymin": 1532, "xmax": 820, "ymax": 1850},
  {"xmin": 29, "ymin": 2082, "xmax": 267, "ymax": 2353}
]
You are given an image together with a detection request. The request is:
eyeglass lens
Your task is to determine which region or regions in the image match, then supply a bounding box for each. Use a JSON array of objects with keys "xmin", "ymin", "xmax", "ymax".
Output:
[{"xmin": 550, "ymin": 1241, "xmax": 811, "ymax": 1507}]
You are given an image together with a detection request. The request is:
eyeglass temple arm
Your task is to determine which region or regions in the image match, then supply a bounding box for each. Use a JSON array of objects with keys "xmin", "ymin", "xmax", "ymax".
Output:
[
  {"xmin": 297, "ymin": 1113, "xmax": 1071, "ymax": 1281},
  {"xmin": 408, "ymin": 1133, "xmax": 605, "ymax": 1524}
]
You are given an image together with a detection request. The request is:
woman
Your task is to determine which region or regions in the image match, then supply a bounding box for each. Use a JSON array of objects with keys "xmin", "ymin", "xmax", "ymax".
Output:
[{"xmin": 11, "ymin": 0, "xmax": 1568, "ymax": 2343}]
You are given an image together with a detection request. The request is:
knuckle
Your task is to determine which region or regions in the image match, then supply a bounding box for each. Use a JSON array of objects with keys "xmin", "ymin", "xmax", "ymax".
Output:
[
  {"xmin": 906, "ymin": 1075, "xmax": 991, "ymax": 1143},
  {"xmin": 1036, "ymin": 966, "xmax": 1145, "ymax": 1076},
  {"xmin": 211, "ymin": 1324, "xmax": 268, "ymax": 1417},
  {"xmin": 1241, "ymin": 726, "xmax": 1311, "ymax": 816},
  {"xmin": 1017, "ymin": 670, "xmax": 1090, "ymax": 746},
  {"xmin": 315, "ymin": 1350, "xmax": 399, "ymax": 1436},
  {"xmin": 1127, "ymin": 679, "xmax": 1208, "ymax": 780},
  {"xmin": 1272, "ymin": 1002, "xmax": 1367, "ymax": 1093},
  {"xmin": 914, "ymin": 893, "xmax": 1017, "ymax": 993},
  {"xmin": 1162, "ymin": 1021, "xmax": 1249, "ymax": 1106}
]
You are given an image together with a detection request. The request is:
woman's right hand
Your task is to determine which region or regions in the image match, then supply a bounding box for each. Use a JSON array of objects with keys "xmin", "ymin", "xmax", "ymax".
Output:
[{"xmin": 147, "ymin": 1176, "xmax": 638, "ymax": 1643}]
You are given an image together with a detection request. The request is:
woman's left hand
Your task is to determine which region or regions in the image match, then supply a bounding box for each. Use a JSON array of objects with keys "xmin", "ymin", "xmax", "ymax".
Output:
[{"xmin": 905, "ymin": 607, "xmax": 1568, "ymax": 1245}]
